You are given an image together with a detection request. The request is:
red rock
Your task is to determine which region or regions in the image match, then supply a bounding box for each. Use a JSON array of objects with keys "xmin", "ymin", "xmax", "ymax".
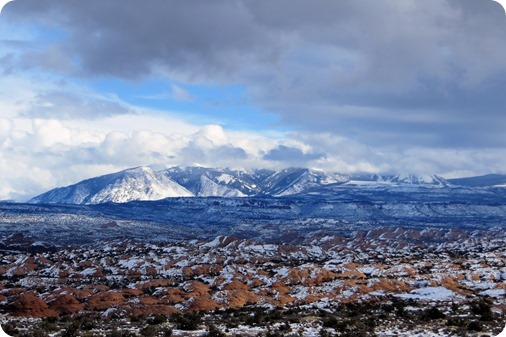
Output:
[
  {"xmin": 86, "ymin": 291, "xmax": 126, "ymax": 311},
  {"xmin": 49, "ymin": 294, "xmax": 84, "ymax": 315},
  {"xmin": 8, "ymin": 292, "xmax": 58, "ymax": 318}
]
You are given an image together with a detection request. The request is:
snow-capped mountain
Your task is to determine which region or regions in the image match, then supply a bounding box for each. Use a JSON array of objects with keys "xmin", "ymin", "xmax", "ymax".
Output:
[
  {"xmin": 30, "ymin": 166, "xmax": 352, "ymax": 204},
  {"xmin": 260, "ymin": 168, "xmax": 348, "ymax": 196},
  {"xmin": 348, "ymin": 174, "xmax": 450, "ymax": 186},
  {"xmin": 29, "ymin": 167, "xmax": 193, "ymax": 205},
  {"xmin": 163, "ymin": 167, "xmax": 266, "ymax": 197},
  {"xmin": 29, "ymin": 166, "xmax": 497, "ymax": 205}
]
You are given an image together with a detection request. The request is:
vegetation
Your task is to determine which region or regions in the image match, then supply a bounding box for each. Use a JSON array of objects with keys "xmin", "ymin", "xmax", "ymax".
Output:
[{"xmin": 0, "ymin": 298, "xmax": 503, "ymax": 337}]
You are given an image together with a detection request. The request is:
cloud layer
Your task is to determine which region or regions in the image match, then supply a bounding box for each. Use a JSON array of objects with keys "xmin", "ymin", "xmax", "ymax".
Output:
[
  {"xmin": 1, "ymin": 1, "xmax": 506, "ymax": 200},
  {"xmin": 4, "ymin": 0, "xmax": 506, "ymax": 147},
  {"xmin": 2, "ymin": 112, "xmax": 506, "ymax": 201}
]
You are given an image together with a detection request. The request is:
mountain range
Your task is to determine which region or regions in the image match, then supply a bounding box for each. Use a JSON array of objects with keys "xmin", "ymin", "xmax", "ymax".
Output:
[{"xmin": 28, "ymin": 166, "xmax": 506, "ymax": 205}]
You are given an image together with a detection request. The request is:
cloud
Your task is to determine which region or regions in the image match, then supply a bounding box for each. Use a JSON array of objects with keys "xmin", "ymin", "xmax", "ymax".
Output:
[
  {"xmin": 3, "ymin": 111, "xmax": 506, "ymax": 202},
  {"xmin": 263, "ymin": 145, "xmax": 325, "ymax": 164},
  {"xmin": 21, "ymin": 90, "xmax": 135, "ymax": 120},
  {"xmin": 171, "ymin": 84, "xmax": 193, "ymax": 102},
  {"xmin": 0, "ymin": 117, "xmax": 285, "ymax": 200},
  {"xmin": 0, "ymin": 0, "xmax": 14, "ymax": 13},
  {"xmin": 4, "ymin": 0, "xmax": 506, "ymax": 149},
  {"xmin": 2, "ymin": 0, "xmax": 506, "ymax": 201},
  {"xmin": 136, "ymin": 84, "xmax": 193, "ymax": 102}
]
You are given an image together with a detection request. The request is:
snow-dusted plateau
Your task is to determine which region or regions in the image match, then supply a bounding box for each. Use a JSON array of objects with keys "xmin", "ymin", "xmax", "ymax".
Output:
[{"xmin": 1, "ymin": 167, "xmax": 506, "ymax": 336}]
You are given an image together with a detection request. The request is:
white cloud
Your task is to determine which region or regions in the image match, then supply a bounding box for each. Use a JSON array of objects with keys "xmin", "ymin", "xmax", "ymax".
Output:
[
  {"xmin": 6, "ymin": 0, "xmax": 506, "ymax": 149},
  {"xmin": 171, "ymin": 84, "xmax": 193, "ymax": 101},
  {"xmin": 2, "ymin": 108, "xmax": 506, "ymax": 201},
  {"xmin": 0, "ymin": 113, "xmax": 279, "ymax": 200},
  {"xmin": 2, "ymin": 2, "xmax": 506, "ymax": 202}
]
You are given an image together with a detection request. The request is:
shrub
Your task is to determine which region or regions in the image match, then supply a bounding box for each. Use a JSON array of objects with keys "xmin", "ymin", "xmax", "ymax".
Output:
[
  {"xmin": 2, "ymin": 322, "xmax": 18, "ymax": 336},
  {"xmin": 468, "ymin": 320, "xmax": 482, "ymax": 332},
  {"xmin": 470, "ymin": 298, "xmax": 493, "ymax": 321},
  {"xmin": 421, "ymin": 307, "xmax": 446, "ymax": 321},
  {"xmin": 171, "ymin": 313, "xmax": 202, "ymax": 330},
  {"xmin": 159, "ymin": 327, "xmax": 173, "ymax": 337},
  {"xmin": 205, "ymin": 324, "xmax": 226, "ymax": 337},
  {"xmin": 147, "ymin": 315, "xmax": 167, "ymax": 325},
  {"xmin": 27, "ymin": 328, "xmax": 47, "ymax": 337},
  {"xmin": 140, "ymin": 325, "xmax": 157, "ymax": 337},
  {"xmin": 61, "ymin": 320, "xmax": 81, "ymax": 337}
]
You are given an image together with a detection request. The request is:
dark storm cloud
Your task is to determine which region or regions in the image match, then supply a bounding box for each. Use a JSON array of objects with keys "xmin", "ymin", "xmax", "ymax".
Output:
[
  {"xmin": 5, "ymin": 0, "xmax": 506, "ymax": 147},
  {"xmin": 263, "ymin": 145, "xmax": 325, "ymax": 163},
  {"xmin": 3, "ymin": 0, "xmax": 274, "ymax": 79}
]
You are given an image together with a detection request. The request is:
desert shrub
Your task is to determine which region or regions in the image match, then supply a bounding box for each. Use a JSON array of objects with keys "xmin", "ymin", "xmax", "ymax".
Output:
[
  {"xmin": 421, "ymin": 307, "xmax": 446, "ymax": 321},
  {"xmin": 159, "ymin": 327, "xmax": 173, "ymax": 337},
  {"xmin": 147, "ymin": 315, "xmax": 167, "ymax": 325},
  {"xmin": 263, "ymin": 328, "xmax": 283, "ymax": 337},
  {"xmin": 321, "ymin": 315, "xmax": 339, "ymax": 329},
  {"xmin": 278, "ymin": 321, "xmax": 291, "ymax": 332},
  {"xmin": 61, "ymin": 320, "xmax": 81, "ymax": 337},
  {"xmin": 470, "ymin": 298, "xmax": 494, "ymax": 321},
  {"xmin": 26, "ymin": 328, "xmax": 47, "ymax": 337},
  {"xmin": 245, "ymin": 312, "xmax": 266, "ymax": 326},
  {"xmin": 391, "ymin": 298, "xmax": 408, "ymax": 318},
  {"xmin": 320, "ymin": 316, "xmax": 376, "ymax": 337},
  {"xmin": 130, "ymin": 315, "xmax": 143, "ymax": 323},
  {"xmin": 80, "ymin": 318, "xmax": 95, "ymax": 331},
  {"xmin": 140, "ymin": 325, "xmax": 157, "ymax": 337},
  {"xmin": 467, "ymin": 320, "xmax": 482, "ymax": 332},
  {"xmin": 171, "ymin": 312, "xmax": 202, "ymax": 330},
  {"xmin": 319, "ymin": 329, "xmax": 333, "ymax": 337},
  {"xmin": 3, "ymin": 322, "xmax": 19, "ymax": 336},
  {"xmin": 446, "ymin": 317, "xmax": 466, "ymax": 327},
  {"xmin": 108, "ymin": 329, "xmax": 136, "ymax": 337},
  {"xmin": 264, "ymin": 309, "xmax": 283, "ymax": 323},
  {"xmin": 205, "ymin": 324, "xmax": 226, "ymax": 337},
  {"xmin": 37, "ymin": 318, "xmax": 58, "ymax": 333}
]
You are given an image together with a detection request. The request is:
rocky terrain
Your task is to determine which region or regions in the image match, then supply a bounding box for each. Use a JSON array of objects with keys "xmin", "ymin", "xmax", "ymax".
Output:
[
  {"xmin": 3, "ymin": 180, "xmax": 506, "ymax": 249},
  {"xmin": 1, "ymin": 173, "xmax": 506, "ymax": 336},
  {"xmin": 0, "ymin": 228, "xmax": 505, "ymax": 336}
]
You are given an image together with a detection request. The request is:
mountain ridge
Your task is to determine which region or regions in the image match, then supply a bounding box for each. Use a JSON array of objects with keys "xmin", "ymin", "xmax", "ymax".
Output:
[{"xmin": 28, "ymin": 166, "xmax": 506, "ymax": 205}]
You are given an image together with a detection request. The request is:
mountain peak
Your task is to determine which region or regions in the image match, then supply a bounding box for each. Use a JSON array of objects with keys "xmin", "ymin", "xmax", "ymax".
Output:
[{"xmin": 29, "ymin": 166, "xmax": 497, "ymax": 205}]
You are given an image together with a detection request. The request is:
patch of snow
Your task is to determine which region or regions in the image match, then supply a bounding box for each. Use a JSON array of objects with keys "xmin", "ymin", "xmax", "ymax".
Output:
[
  {"xmin": 395, "ymin": 286, "xmax": 458, "ymax": 301},
  {"xmin": 479, "ymin": 288, "xmax": 505, "ymax": 298}
]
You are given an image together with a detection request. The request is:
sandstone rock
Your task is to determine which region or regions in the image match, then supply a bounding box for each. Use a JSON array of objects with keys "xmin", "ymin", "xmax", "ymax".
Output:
[
  {"xmin": 165, "ymin": 288, "xmax": 186, "ymax": 304},
  {"xmin": 183, "ymin": 281, "xmax": 211, "ymax": 296},
  {"xmin": 138, "ymin": 296, "xmax": 160, "ymax": 305},
  {"xmin": 8, "ymin": 292, "xmax": 58, "ymax": 317},
  {"xmin": 222, "ymin": 279, "xmax": 250, "ymax": 291},
  {"xmin": 119, "ymin": 303, "xmax": 179, "ymax": 317},
  {"xmin": 141, "ymin": 279, "xmax": 174, "ymax": 290},
  {"xmin": 86, "ymin": 291, "xmax": 126, "ymax": 311},
  {"xmin": 122, "ymin": 288, "xmax": 143, "ymax": 298},
  {"xmin": 187, "ymin": 296, "xmax": 221, "ymax": 312},
  {"xmin": 49, "ymin": 294, "xmax": 84, "ymax": 315}
]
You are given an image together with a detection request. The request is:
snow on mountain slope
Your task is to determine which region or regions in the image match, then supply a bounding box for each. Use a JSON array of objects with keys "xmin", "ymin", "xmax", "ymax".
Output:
[
  {"xmin": 196, "ymin": 175, "xmax": 246, "ymax": 197},
  {"xmin": 347, "ymin": 174, "xmax": 449, "ymax": 187},
  {"xmin": 29, "ymin": 167, "xmax": 193, "ymax": 205},
  {"xmin": 389, "ymin": 174, "xmax": 449, "ymax": 186},
  {"xmin": 86, "ymin": 167, "xmax": 193, "ymax": 203},
  {"xmin": 29, "ymin": 166, "xmax": 495, "ymax": 205},
  {"xmin": 261, "ymin": 168, "xmax": 349, "ymax": 196},
  {"xmin": 163, "ymin": 166, "xmax": 266, "ymax": 196}
]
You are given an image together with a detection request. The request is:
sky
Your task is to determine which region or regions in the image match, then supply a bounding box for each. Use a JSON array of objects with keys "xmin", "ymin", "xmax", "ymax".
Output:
[{"xmin": 1, "ymin": 0, "xmax": 506, "ymax": 201}]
